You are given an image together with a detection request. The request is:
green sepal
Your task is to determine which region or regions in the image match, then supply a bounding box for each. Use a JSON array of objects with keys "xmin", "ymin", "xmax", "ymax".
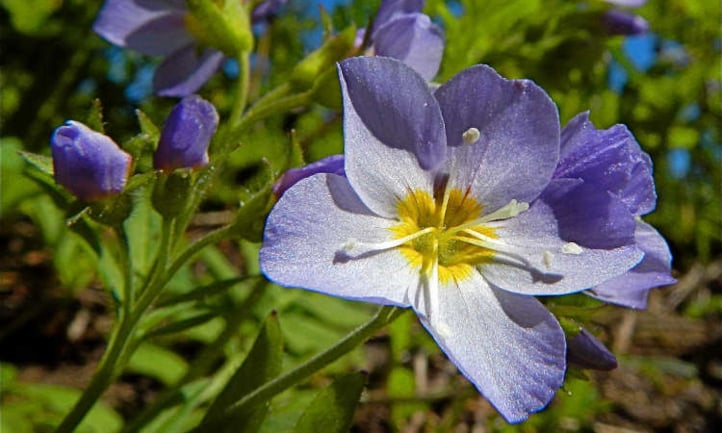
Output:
[
  {"xmin": 151, "ymin": 171, "xmax": 193, "ymax": 219},
  {"xmin": 87, "ymin": 193, "xmax": 134, "ymax": 227},
  {"xmin": 17, "ymin": 150, "xmax": 73, "ymax": 206},
  {"xmin": 125, "ymin": 172, "xmax": 157, "ymax": 193},
  {"xmin": 200, "ymin": 312, "xmax": 284, "ymax": 433},
  {"xmin": 85, "ymin": 99, "xmax": 105, "ymax": 133},
  {"xmin": 18, "ymin": 150, "xmax": 53, "ymax": 177},
  {"xmin": 311, "ymin": 66, "xmax": 343, "ymax": 110},
  {"xmin": 289, "ymin": 25, "xmax": 358, "ymax": 92},
  {"xmin": 292, "ymin": 372, "xmax": 367, "ymax": 433},
  {"xmin": 121, "ymin": 110, "xmax": 161, "ymax": 172},
  {"xmin": 558, "ymin": 316, "xmax": 583, "ymax": 338},
  {"xmin": 186, "ymin": 0, "xmax": 253, "ymax": 56},
  {"xmin": 287, "ymin": 129, "xmax": 306, "ymax": 169},
  {"xmin": 230, "ymin": 159, "xmax": 274, "ymax": 242},
  {"xmin": 319, "ymin": 4, "xmax": 335, "ymax": 40},
  {"xmin": 135, "ymin": 109, "xmax": 160, "ymax": 142}
]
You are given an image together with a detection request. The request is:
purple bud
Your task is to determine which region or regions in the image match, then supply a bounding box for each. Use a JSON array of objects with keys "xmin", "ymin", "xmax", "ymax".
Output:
[
  {"xmin": 153, "ymin": 95, "xmax": 219, "ymax": 171},
  {"xmin": 51, "ymin": 121, "xmax": 132, "ymax": 201},
  {"xmin": 567, "ymin": 328, "xmax": 618, "ymax": 371},
  {"xmin": 603, "ymin": 10, "xmax": 649, "ymax": 36},
  {"xmin": 273, "ymin": 155, "xmax": 345, "ymax": 197}
]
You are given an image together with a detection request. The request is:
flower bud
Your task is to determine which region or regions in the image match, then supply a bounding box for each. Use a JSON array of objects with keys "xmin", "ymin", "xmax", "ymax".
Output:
[
  {"xmin": 603, "ymin": 10, "xmax": 649, "ymax": 36},
  {"xmin": 51, "ymin": 121, "xmax": 132, "ymax": 201},
  {"xmin": 153, "ymin": 95, "xmax": 219, "ymax": 171},
  {"xmin": 567, "ymin": 328, "xmax": 618, "ymax": 371}
]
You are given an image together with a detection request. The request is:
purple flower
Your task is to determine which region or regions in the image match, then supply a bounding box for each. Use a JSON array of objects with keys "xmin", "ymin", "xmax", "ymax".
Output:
[
  {"xmin": 273, "ymin": 155, "xmax": 345, "ymax": 197},
  {"xmin": 363, "ymin": 0, "xmax": 444, "ymax": 81},
  {"xmin": 154, "ymin": 95, "xmax": 219, "ymax": 171},
  {"xmin": 567, "ymin": 328, "xmax": 617, "ymax": 371},
  {"xmin": 93, "ymin": 0, "xmax": 286, "ymax": 97},
  {"xmin": 51, "ymin": 121, "xmax": 132, "ymax": 201},
  {"xmin": 546, "ymin": 112, "xmax": 675, "ymax": 308},
  {"xmin": 603, "ymin": 10, "xmax": 649, "ymax": 36},
  {"xmin": 260, "ymin": 57, "xmax": 643, "ymax": 422}
]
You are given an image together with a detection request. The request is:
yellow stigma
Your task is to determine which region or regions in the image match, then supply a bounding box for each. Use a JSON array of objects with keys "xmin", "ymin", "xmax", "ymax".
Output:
[{"xmin": 390, "ymin": 187, "xmax": 497, "ymax": 284}]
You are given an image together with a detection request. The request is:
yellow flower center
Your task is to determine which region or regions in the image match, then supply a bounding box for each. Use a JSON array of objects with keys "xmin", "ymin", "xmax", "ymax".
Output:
[{"xmin": 390, "ymin": 188, "xmax": 497, "ymax": 285}]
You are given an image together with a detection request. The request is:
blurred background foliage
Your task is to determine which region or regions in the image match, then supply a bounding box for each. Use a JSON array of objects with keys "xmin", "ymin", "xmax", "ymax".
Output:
[{"xmin": 1, "ymin": 0, "xmax": 721, "ymax": 432}]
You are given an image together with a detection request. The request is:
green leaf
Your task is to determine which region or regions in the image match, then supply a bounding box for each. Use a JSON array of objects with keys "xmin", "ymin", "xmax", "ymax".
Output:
[
  {"xmin": 187, "ymin": 0, "xmax": 252, "ymax": 55},
  {"xmin": 123, "ymin": 190, "xmax": 161, "ymax": 278},
  {"xmin": 289, "ymin": 25, "xmax": 357, "ymax": 91},
  {"xmin": 17, "ymin": 149, "xmax": 72, "ymax": 209},
  {"xmin": 232, "ymin": 182, "xmax": 273, "ymax": 242},
  {"xmin": 144, "ymin": 311, "xmax": 218, "ymax": 339},
  {"xmin": 126, "ymin": 343, "xmax": 188, "ymax": 386},
  {"xmin": 0, "ymin": 139, "xmax": 42, "ymax": 215},
  {"xmin": 0, "ymin": 0, "xmax": 61, "ymax": 35},
  {"xmin": 2, "ymin": 381, "xmax": 123, "ymax": 433},
  {"xmin": 200, "ymin": 312, "xmax": 284, "ymax": 433},
  {"xmin": 292, "ymin": 372, "xmax": 366, "ymax": 433},
  {"xmin": 18, "ymin": 150, "xmax": 53, "ymax": 177}
]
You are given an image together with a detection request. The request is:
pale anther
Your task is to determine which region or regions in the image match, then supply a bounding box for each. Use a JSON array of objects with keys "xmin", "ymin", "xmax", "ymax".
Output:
[
  {"xmin": 455, "ymin": 199, "xmax": 529, "ymax": 232},
  {"xmin": 543, "ymin": 250, "xmax": 554, "ymax": 269},
  {"xmin": 462, "ymin": 127, "xmax": 481, "ymax": 145},
  {"xmin": 561, "ymin": 242, "xmax": 583, "ymax": 255}
]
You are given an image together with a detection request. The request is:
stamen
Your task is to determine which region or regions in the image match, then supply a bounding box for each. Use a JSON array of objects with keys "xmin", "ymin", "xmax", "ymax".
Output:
[
  {"xmin": 462, "ymin": 127, "xmax": 481, "ymax": 145},
  {"xmin": 543, "ymin": 250, "xmax": 554, "ymax": 269},
  {"xmin": 453, "ymin": 199, "xmax": 529, "ymax": 232},
  {"xmin": 561, "ymin": 242, "xmax": 583, "ymax": 255},
  {"xmin": 428, "ymin": 240, "xmax": 440, "ymax": 318},
  {"xmin": 453, "ymin": 233, "xmax": 530, "ymax": 268},
  {"xmin": 455, "ymin": 230, "xmax": 557, "ymax": 277},
  {"xmin": 342, "ymin": 227, "xmax": 435, "ymax": 256}
]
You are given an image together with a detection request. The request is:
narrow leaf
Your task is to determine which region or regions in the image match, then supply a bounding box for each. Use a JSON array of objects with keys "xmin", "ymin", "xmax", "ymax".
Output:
[
  {"xmin": 200, "ymin": 312, "xmax": 284, "ymax": 433},
  {"xmin": 136, "ymin": 109, "xmax": 160, "ymax": 142},
  {"xmin": 86, "ymin": 99, "xmax": 105, "ymax": 133},
  {"xmin": 292, "ymin": 372, "xmax": 366, "ymax": 433},
  {"xmin": 18, "ymin": 150, "xmax": 54, "ymax": 176}
]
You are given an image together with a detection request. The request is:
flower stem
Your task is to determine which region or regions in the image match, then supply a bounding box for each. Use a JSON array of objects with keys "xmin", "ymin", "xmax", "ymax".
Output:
[
  {"xmin": 236, "ymin": 90, "xmax": 313, "ymax": 132},
  {"xmin": 54, "ymin": 216, "xmax": 177, "ymax": 433},
  {"xmin": 230, "ymin": 50, "xmax": 251, "ymax": 128},
  {"xmin": 53, "ymin": 310, "xmax": 135, "ymax": 433},
  {"xmin": 190, "ymin": 305, "xmax": 405, "ymax": 432}
]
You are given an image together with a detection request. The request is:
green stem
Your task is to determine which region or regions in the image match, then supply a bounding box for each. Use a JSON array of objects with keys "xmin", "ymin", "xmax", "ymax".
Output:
[
  {"xmin": 54, "ymin": 217, "xmax": 176, "ymax": 433},
  {"xmin": 232, "ymin": 89, "xmax": 313, "ymax": 139},
  {"xmin": 191, "ymin": 306, "xmax": 405, "ymax": 433},
  {"xmin": 53, "ymin": 311, "xmax": 135, "ymax": 433},
  {"xmin": 165, "ymin": 224, "xmax": 238, "ymax": 289},
  {"xmin": 122, "ymin": 280, "xmax": 266, "ymax": 433},
  {"xmin": 115, "ymin": 227, "xmax": 134, "ymax": 316},
  {"xmin": 230, "ymin": 50, "xmax": 251, "ymax": 128}
]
